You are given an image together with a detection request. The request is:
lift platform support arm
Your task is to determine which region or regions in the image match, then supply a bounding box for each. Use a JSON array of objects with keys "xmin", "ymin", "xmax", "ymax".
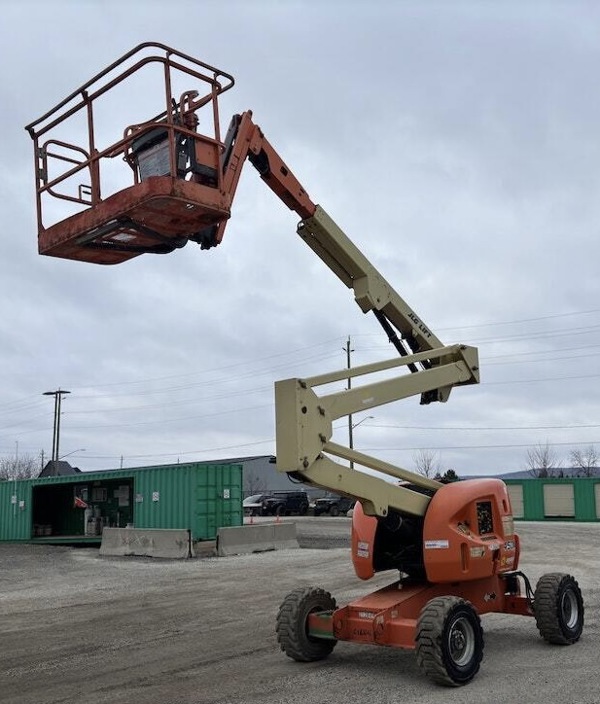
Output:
[
  {"xmin": 25, "ymin": 44, "xmax": 480, "ymax": 519},
  {"xmin": 218, "ymin": 113, "xmax": 480, "ymax": 517}
]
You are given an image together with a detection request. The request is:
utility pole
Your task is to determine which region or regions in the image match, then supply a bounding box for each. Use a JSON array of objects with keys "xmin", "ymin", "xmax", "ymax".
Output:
[
  {"xmin": 43, "ymin": 388, "xmax": 71, "ymax": 469},
  {"xmin": 343, "ymin": 336, "xmax": 355, "ymax": 467}
]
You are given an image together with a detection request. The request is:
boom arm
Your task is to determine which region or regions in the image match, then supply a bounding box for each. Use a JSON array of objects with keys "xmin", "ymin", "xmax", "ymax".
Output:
[
  {"xmin": 221, "ymin": 113, "xmax": 480, "ymax": 516},
  {"xmin": 224, "ymin": 112, "xmax": 447, "ymax": 373},
  {"xmin": 25, "ymin": 45, "xmax": 480, "ymax": 519}
]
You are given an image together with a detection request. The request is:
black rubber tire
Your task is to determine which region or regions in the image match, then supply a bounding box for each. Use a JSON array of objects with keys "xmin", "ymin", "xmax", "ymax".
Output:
[
  {"xmin": 276, "ymin": 587, "xmax": 337, "ymax": 662},
  {"xmin": 330, "ymin": 504, "xmax": 340, "ymax": 517},
  {"xmin": 275, "ymin": 504, "xmax": 284, "ymax": 517},
  {"xmin": 415, "ymin": 596, "xmax": 484, "ymax": 687},
  {"xmin": 299, "ymin": 503, "xmax": 309, "ymax": 516},
  {"xmin": 534, "ymin": 573, "xmax": 584, "ymax": 645}
]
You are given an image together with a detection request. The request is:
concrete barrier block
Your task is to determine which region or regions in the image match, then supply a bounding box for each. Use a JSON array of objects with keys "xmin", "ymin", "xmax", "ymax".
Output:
[
  {"xmin": 216, "ymin": 522, "xmax": 299, "ymax": 557},
  {"xmin": 100, "ymin": 528, "xmax": 193, "ymax": 559}
]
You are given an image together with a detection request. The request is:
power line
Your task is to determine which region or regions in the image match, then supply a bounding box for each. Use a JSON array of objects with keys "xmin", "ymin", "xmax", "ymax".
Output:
[
  {"xmin": 362, "ymin": 439, "xmax": 600, "ymax": 452},
  {"xmin": 48, "ymin": 438, "xmax": 275, "ymax": 462},
  {"xmin": 484, "ymin": 373, "xmax": 600, "ymax": 386},
  {"xmin": 436, "ymin": 309, "xmax": 600, "ymax": 332},
  {"xmin": 367, "ymin": 422, "xmax": 600, "ymax": 431},
  {"xmin": 70, "ymin": 337, "xmax": 346, "ymax": 392},
  {"xmin": 351, "ymin": 308, "xmax": 600, "ymax": 335}
]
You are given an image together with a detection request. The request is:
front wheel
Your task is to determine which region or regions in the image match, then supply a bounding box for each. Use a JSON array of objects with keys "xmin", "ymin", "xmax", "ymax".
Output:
[
  {"xmin": 276, "ymin": 587, "xmax": 337, "ymax": 662},
  {"xmin": 415, "ymin": 596, "xmax": 484, "ymax": 686},
  {"xmin": 534, "ymin": 573, "xmax": 584, "ymax": 644}
]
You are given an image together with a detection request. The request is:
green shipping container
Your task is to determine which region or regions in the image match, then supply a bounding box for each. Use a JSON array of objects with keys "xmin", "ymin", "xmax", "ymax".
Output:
[
  {"xmin": 0, "ymin": 462, "xmax": 242, "ymax": 543},
  {"xmin": 505, "ymin": 478, "xmax": 600, "ymax": 522}
]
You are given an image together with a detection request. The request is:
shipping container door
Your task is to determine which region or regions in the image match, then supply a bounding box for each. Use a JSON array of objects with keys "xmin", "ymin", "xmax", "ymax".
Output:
[
  {"xmin": 210, "ymin": 465, "xmax": 240, "ymax": 530},
  {"xmin": 193, "ymin": 465, "xmax": 242, "ymax": 541},
  {"xmin": 507, "ymin": 484, "xmax": 524, "ymax": 518},
  {"xmin": 0, "ymin": 481, "xmax": 32, "ymax": 540},
  {"xmin": 543, "ymin": 484, "xmax": 575, "ymax": 518},
  {"xmin": 217, "ymin": 464, "xmax": 242, "ymax": 528},
  {"xmin": 595, "ymin": 484, "xmax": 600, "ymax": 519},
  {"xmin": 194, "ymin": 467, "xmax": 219, "ymax": 541}
]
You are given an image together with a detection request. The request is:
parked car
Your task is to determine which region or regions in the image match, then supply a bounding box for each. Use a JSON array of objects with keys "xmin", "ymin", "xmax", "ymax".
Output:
[
  {"xmin": 243, "ymin": 494, "xmax": 273, "ymax": 516},
  {"xmin": 313, "ymin": 494, "xmax": 355, "ymax": 517},
  {"xmin": 262, "ymin": 490, "xmax": 310, "ymax": 516}
]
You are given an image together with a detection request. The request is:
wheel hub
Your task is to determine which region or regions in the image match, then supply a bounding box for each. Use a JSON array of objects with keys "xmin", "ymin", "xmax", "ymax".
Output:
[
  {"xmin": 448, "ymin": 617, "xmax": 475, "ymax": 666},
  {"xmin": 561, "ymin": 590, "xmax": 579, "ymax": 629}
]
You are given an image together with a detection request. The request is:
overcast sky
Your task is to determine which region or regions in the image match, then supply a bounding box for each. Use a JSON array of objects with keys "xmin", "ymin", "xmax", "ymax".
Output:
[{"xmin": 2, "ymin": 0, "xmax": 600, "ymax": 479}]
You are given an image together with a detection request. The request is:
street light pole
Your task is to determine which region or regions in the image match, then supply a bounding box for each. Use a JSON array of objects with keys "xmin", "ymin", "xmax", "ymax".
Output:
[
  {"xmin": 49, "ymin": 392, "xmax": 58, "ymax": 462},
  {"xmin": 349, "ymin": 415, "xmax": 374, "ymax": 469},
  {"xmin": 43, "ymin": 389, "xmax": 71, "ymax": 466},
  {"xmin": 341, "ymin": 339, "xmax": 374, "ymax": 468},
  {"xmin": 343, "ymin": 336, "xmax": 354, "ymax": 461},
  {"xmin": 59, "ymin": 449, "xmax": 85, "ymax": 461}
]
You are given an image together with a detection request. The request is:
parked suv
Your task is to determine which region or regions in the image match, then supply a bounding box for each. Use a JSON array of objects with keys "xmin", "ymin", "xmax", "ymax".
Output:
[
  {"xmin": 243, "ymin": 494, "xmax": 274, "ymax": 516},
  {"xmin": 262, "ymin": 490, "xmax": 309, "ymax": 516},
  {"xmin": 313, "ymin": 494, "xmax": 355, "ymax": 517}
]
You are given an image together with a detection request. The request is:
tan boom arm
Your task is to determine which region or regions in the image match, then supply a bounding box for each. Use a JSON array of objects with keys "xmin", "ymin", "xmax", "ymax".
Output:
[
  {"xmin": 230, "ymin": 118, "xmax": 481, "ymax": 517},
  {"xmin": 229, "ymin": 116, "xmax": 477, "ymax": 402},
  {"xmin": 275, "ymin": 339, "xmax": 478, "ymax": 518}
]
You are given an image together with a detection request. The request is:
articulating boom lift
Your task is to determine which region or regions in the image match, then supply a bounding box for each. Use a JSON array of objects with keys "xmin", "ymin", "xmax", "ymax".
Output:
[{"xmin": 26, "ymin": 43, "xmax": 584, "ymax": 686}]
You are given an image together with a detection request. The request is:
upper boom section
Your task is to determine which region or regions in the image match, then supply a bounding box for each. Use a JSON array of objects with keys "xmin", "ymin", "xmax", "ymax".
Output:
[{"xmin": 25, "ymin": 44, "xmax": 457, "ymax": 370}]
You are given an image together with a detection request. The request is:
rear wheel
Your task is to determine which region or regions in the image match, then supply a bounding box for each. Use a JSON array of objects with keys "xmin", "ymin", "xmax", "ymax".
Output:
[
  {"xmin": 416, "ymin": 596, "xmax": 484, "ymax": 686},
  {"xmin": 330, "ymin": 504, "xmax": 340, "ymax": 517},
  {"xmin": 276, "ymin": 587, "xmax": 337, "ymax": 662},
  {"xmin": 534, "ymin": 573, "xmax": 584, "ymax": 644}
]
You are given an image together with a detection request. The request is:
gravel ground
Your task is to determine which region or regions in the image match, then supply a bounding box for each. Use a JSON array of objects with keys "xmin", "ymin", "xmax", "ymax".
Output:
[{"xmin": 0, "ymin": 519, "xmax": 598, "ymax": 704}]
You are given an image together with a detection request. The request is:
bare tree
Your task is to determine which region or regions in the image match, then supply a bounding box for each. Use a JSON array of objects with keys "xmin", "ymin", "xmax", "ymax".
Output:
[
  {"xmin": 0, "ymin": 454, "xmax": 40, "ymax": 481},
  {"xmin": 570, "ymin": 445, "xmax": 598, "ymax": 478},
  {"xmin": 244, "ymin": 468, "xmax": 267, "ymax": 496},
  {"xmin": 525, "ymin": 442, "xmax": 561, "ymax": 478},
  {"xmin": 413, "ymin": 449, "xmax": 441, "ymax": 479}
]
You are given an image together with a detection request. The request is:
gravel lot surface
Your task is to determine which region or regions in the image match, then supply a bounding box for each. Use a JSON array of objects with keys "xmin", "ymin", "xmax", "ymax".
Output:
[{"xmin": 0, "ymin": 519, "xmax": 598, "ymax": 704}]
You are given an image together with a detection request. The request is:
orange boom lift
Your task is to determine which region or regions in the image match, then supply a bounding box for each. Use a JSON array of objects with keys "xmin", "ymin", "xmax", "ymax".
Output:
[{"xmin": 26, "ymin": 43, "xmax": 584, "ymax": 686}]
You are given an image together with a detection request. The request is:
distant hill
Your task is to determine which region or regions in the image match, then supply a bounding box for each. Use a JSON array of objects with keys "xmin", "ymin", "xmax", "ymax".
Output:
[{"xmin": 497, "ymin": 467, "xmax": 600, "ymax": 480}]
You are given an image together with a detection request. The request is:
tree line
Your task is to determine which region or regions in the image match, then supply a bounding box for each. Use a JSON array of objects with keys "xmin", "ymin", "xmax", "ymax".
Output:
[
  {"xmin": 0, "ymin": 455, "xmax": 41, "ymax": 481},
  {"xmin": 524, "ymin": 443, "xmax": 598, "ymax": 478},
  {"xmin": 413, "ymin": 445, "xmax": 599, "ymax": 481}
]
